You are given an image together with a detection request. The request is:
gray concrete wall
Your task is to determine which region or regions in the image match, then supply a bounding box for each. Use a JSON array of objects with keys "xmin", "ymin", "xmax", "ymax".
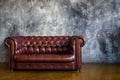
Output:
[{"xmin": 0, "ymin": 0, "xmax": 120, "ymax": 63}]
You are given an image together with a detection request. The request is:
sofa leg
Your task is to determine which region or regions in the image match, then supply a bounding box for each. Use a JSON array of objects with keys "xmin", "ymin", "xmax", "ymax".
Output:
[
  {"xmin": 10, "ymin": 69, "xmax": 13, "ymax": 72},
  {"xmin": 77, "ymin": 69, "xmax": 80, "ymax": 72}
]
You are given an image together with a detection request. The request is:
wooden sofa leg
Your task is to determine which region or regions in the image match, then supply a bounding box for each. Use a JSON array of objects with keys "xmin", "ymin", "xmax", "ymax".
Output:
[
  {"xmin": 10, "ymin": 69, "xmax": 13, "ymax": 72},
  {"xmin": 77, "ymin": 69, "xmax": 80, "ymax": 72}
]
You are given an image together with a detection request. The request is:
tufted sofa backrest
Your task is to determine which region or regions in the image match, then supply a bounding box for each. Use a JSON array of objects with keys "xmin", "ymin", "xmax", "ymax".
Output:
[{"xmin": 11, "ymin": 36, "xmax": 75, "ymax": 54}]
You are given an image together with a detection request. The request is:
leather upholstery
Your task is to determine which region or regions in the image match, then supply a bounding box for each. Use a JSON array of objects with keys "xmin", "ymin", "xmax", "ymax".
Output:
[{"xmin": 5, "ymin": 36, "xmax": 85, "ymax": 70}]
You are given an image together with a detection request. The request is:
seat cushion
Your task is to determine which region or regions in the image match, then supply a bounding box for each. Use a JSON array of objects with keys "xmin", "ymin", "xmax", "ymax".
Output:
[{"xmin": 14, "ymin": 54, "xmax": 75, "ymax": 62}]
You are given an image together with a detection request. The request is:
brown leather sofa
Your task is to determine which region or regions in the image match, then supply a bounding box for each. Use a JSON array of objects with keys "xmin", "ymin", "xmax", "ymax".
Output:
[{"xmin": 5, "ymin": 36, "xmax": 85, "ymax": 70}]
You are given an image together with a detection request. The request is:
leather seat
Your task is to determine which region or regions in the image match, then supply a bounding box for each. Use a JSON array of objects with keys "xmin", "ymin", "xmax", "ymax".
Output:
[{"xmin": 14, "ymin": 54, "xmax": 75, "ymax": 62}]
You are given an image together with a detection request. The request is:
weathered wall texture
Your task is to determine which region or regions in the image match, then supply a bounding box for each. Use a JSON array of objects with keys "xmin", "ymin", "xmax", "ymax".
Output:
[{"xmin": 0, "ymin": 0, "xmax": 120, "ymax": 62}]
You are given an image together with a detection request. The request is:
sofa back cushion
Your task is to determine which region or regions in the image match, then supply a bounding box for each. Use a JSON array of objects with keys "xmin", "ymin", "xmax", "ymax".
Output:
[{"xmin": 15, "ymin": 36, "xmax": 72, "ymax": 54}]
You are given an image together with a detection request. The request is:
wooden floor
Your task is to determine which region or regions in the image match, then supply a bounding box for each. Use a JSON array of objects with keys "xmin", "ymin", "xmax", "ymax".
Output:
[{"xmin": 0, "ymin": 63, "xmax": 120, "ymax": 80}]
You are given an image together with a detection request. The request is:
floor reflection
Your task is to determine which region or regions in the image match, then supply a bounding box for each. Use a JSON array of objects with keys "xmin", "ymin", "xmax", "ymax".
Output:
[{"xmin": 7, "ymin": 71, "xmax": 79, "ymax": 80}]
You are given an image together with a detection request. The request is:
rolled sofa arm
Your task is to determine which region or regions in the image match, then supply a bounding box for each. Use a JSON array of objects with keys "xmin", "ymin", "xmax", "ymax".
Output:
[
  {"xmin": 5, "ymin": 37, "xmax": 16, "ymax": 70},
  {"xmin": 71, "ymin": 37, "xmax": 85, "ymax": 69}
]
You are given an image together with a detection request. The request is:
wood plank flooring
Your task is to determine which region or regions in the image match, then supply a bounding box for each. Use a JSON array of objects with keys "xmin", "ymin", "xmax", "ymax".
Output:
[{"xmin": 0, "ymin": 63, "xmax": 120, "ymax": 80}]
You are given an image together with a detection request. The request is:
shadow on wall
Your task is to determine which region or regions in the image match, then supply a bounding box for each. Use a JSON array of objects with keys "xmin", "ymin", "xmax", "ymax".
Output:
[{"xmin": 98, "ymin": 28, "xmax": 120, "ymax": 63}]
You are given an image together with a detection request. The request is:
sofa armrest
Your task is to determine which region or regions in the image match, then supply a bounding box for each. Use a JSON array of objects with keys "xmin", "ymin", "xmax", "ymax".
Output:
[
  {"xmin": 5, "ymin": 38, "xmax": 15, "ymax": 70},
  {"xmin": 71, "ymin": 37, "xmax": 85, "ymax": 69}
]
